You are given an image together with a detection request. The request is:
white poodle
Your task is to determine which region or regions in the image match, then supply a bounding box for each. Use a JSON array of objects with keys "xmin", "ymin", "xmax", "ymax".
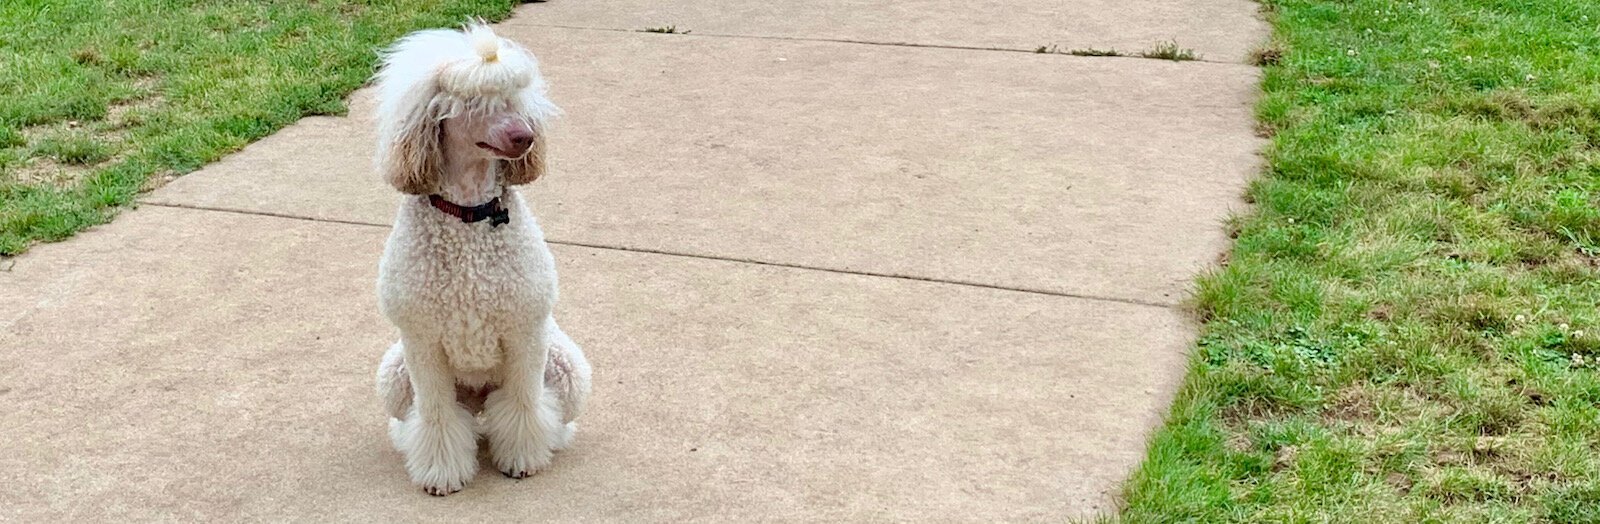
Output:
[{"xmin": 370, "ymin": 23, "xmax": 591, "ymax": 496}]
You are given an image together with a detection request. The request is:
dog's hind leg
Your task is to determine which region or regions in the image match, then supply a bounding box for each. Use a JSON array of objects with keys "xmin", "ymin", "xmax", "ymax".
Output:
[
  {"xmin": 376, "ymin": 341, "xmax": 413, "ymax": 420},
  {"xmin": 541, "ymin": 318, "xmax": 590, "ymax": 451},
  {"xmin": 546, "ymin": 318, "xmax": 591, "ymax": 412}
]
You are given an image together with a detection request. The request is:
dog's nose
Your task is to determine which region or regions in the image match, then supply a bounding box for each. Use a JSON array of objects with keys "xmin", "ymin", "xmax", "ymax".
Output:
[{"xmin": 504, "ymin": 127, "xmax": 534, "ymax": 155}]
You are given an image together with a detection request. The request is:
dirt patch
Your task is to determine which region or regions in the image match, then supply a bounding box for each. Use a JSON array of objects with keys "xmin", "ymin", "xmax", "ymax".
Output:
[
  {"xmin": 1505, "ymin": 377, "xmax": 1549, "ymax": 406},
  {"xmin": 1272, "ymin": 445, "xmax": 1298, "ymax": 472},
  {"xmin": 1224, "ymin": 432, "xmax": 1252, "ymax": 453},
  {"xmin": 6, "ymin": 157, "xmax": 91, "ymax": 187},
  {"xmin": 1323, "ymin": 385, "xmax": 1378, "ymax": 424},
  {"xmin": 1385, "ymin": 471, "xmax": 1414, "ymax": 494},
  {"xmin": 10, "ymin": 125, "xmax": 120, "ymax": 189},
  {"xmin": 139, "ymin": 171, "xmax": 179, "ymax": 192},
  {"xmin": 106, "ymin": 77, "xmax": 165, "ymax": 129}
]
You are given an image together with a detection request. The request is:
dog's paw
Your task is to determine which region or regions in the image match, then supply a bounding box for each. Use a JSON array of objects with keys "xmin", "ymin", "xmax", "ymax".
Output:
[
  {"xmin": 410, "ymin": 460, "xmax": 475, "ymax": 496},
  {"xmin": 501, "ymin": 467, "xmax": 535, "ymax": 479},
  {"xmin": 483, "ymin": 386, "xmax": 562, "ymax": 480},
  {"xmin": 410, "ymin": 452, "xmax": 473, "ymax": 495},
  {"xmin": 494, "ymin": 447, "xmax": 553, "ymax": 480},
  {"xmin": 411, "ymin": 462, "xmax": 474, "ymax": 496},
  {"xmin": 422, "ymin": 483, "xmax": 463, "ymax": 496},
  {"xmin": 395, "ymin": 408, "xmax": 479, "ymax": 496}
]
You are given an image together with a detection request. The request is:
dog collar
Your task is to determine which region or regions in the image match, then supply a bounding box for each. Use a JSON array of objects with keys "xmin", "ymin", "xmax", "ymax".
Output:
[{"xmin": 427, "ymin": 194, "xmax": 510, "ymax": 227}]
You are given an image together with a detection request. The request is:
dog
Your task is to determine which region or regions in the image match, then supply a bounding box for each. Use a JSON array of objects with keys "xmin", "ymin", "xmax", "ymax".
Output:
[{"xmin": 370, "ymin": 22, "xmax": 591, "ymax": 496}]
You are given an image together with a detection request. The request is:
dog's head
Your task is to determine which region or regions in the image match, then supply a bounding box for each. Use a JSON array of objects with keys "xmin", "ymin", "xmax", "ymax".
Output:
[{"xmin": 372, "ymin": 23, "xmax": 558, "ymax": 195}]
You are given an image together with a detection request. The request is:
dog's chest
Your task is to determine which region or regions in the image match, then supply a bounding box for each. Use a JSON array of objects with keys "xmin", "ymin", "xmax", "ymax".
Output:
[
  {"xmin": 379, "ymin": 207, "xmax": 556, "ymax": 372},
  {"xmin": 437, "ymin": 306, "xmax": 510, "ymax": 372},
  {"xmin": 430, "ymin": 254, "xmax": 550, "ymax": 371}
]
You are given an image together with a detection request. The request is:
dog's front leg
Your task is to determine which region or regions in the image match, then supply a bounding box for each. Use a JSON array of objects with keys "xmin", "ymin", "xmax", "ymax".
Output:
[
  {"xmin": 393, "ymin": 332, "xmax": 478, "ymax": 495},
  {"xmin": 482, "ymin": 322, "xmax": 559, "ymax": 478}
]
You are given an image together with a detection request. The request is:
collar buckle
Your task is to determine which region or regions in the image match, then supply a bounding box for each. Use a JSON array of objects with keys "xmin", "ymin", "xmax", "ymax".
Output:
[{"xmin": 428, "ymin": 194, "xmax": 510, "ymax": 227}]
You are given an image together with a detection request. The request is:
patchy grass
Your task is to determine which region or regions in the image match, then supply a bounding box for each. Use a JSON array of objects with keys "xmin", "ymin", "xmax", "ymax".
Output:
[
  {"xmin": 1119, "ymin": 0, "xmax": 1600, "ymax": 522},
  {"xmin": 0, "ymin": 0, "xmax": 526, "ymax": 256},
  {"xmin": 641, "ymin": 25, "xmax": 689, "ymax": 34},
  {"xmin": 1138, "ymin": 40, "xmax": 1198, "ymax": 61},
  {"xmin": 33, "ymin": 132, "xmax": 112, "ymax": 166}
]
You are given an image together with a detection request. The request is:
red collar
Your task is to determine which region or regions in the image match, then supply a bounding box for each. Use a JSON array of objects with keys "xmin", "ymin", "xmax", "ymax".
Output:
[{"xmin": 427, "ymin": 195, "xmax": 510, "ymax": 227}]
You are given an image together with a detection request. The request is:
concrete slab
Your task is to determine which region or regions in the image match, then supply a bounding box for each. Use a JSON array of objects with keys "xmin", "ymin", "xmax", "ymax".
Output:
[
  {"xmin": 0, "ymin": 206, "xmax": 1190, "ymax": 520},
  {"xmin": 509, "ymin": 0, "xmax": 1268, "ymax": 63},
  {"xmin": 147, "ymin": 27, "xmax": 1262, "ymax": 306}
]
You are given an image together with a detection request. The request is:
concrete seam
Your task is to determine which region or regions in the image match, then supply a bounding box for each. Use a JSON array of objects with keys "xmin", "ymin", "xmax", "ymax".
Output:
[
  {"xmin": 143, "ymin": 201, "xmax": 1184, "ymax": 309},
  {"xmin": 511, "ymin": 22, "xmax": 1250, "ymax": 66}
]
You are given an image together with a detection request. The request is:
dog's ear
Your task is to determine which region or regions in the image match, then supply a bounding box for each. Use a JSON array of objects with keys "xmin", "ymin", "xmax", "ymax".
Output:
[
  {"xmin": 502, "ymin": 121, "xmax": 548, "ymax": 185},
  {"xmin": 375, "ymin": 79, "xmax": 444, "ymax": 195}
]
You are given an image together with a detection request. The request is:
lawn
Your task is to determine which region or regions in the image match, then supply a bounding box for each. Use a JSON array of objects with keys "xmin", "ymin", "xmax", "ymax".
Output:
[
  {"xmin": 1119, "ymin": 0, "xmax": 1600, "ymax": 522},
  {"xmin": 0, "ymin": 0, "xmax": 524, "ymax": 255}
]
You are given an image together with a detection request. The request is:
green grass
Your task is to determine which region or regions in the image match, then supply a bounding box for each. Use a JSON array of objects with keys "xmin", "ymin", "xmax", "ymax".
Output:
[
  {"xmin": 1119, "ymin": 0, "xmax": 1600, "ymax": 522},
  {"xmin": 0, "ymin": 0, "xmax": 526, "ymax": 256},
  {"xmin": 34, "ymin": 132, "xmax": 113, "ymax": 165}
]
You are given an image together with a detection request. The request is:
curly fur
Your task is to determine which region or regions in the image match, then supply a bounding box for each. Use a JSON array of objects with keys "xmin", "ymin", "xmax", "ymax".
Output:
[
  {"xmin": 373, "ymin": 23, "xmax": 558, "ymax": 194},
  {"xmin": 370, "ymin": 22, "xmax": 590, "ymax": 496}
]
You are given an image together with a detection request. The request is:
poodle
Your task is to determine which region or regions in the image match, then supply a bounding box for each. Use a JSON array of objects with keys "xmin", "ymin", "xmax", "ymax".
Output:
[{"xmin": 370, "ymin": 22, "xmax": 591, "ymax": 496}]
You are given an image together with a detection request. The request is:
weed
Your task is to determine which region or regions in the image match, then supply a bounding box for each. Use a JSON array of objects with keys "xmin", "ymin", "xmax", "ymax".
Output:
[
  {"xmin": 1068, "ymin": 48, "xmax": 1122, "ymax": 57},
  {"xmin": 1139, "ymin": 40, "xmax": 1198, "ymax": 61},
  {"xmin": 1250, "ymin": 41, "xmax": 1285, "ymax": 66},
  {"xmin": 641, "ymin": 25, "xmax": 689, "ymax": 34}
]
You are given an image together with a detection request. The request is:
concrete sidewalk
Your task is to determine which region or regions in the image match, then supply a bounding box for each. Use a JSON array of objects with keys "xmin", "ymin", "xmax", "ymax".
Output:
[{"xmin": 0, "ymin": 2, "xmax": 1264, "ymax": 520}]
